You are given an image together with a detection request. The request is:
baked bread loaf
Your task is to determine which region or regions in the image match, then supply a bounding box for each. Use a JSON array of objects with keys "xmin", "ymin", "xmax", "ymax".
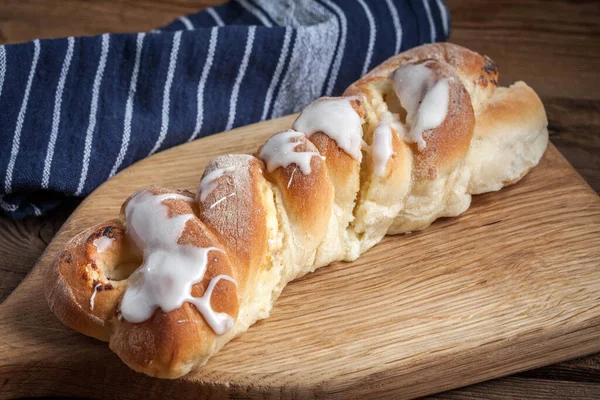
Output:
[{"xmin": 45, "ymin": 43, "xmax": 548, "ymax": 378}]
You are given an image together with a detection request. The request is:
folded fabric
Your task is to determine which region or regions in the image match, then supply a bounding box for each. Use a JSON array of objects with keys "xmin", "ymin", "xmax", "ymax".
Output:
[{"xmin": 0, "ymin": 0, "xmax": 450, "ymax": 218}]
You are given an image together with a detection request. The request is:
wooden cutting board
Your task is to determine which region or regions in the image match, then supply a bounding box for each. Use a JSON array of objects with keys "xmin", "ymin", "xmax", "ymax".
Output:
[{"xmin": 1, "ymin": 115, "xmax": 599, "ymax": 399}]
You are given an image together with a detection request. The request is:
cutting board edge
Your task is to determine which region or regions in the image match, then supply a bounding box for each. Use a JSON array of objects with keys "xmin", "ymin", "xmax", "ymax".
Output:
[{"xmin": 0, "ymin": 314, "xmax": 599, "ymax": 399}]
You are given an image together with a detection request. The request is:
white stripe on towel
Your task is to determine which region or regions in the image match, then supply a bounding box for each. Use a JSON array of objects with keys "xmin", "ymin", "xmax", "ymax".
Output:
[
  {"xmin": 260, "ymin": 26, "xmax": 292, "ymax": 121},
  {"xmin": 225, "ymin": 26, "xmax": 256, "ymax": 131},
  {"xmin": 31, "ymin": 203, "xmax": 41, "ymax": 216},
  {"xmin": 189, "ymin": 27, "xmax": 219, "ymax": 142},
  {"xmin": 0, "ymin": 196, "xmax": 18, "ymax": 212},
  {"xmin": 43, "ymin": 37, "xmax": 75, "ymax": 189},
  {"xmin": 422, "ymin": 0, "xmax": 437, "ymax": 42},
  {"xmin": 356, "ymin": 0, "xmax": 376, "ymax": 76},
  {"xmin": 321, "ymin": 0, "xmax": 347, "ymax": 96},
  {"xmin": 5, "ymin": 39, "xmax": 41, "ymax": 193},
  {"xmin": 179, "ymin": 16, "xmax": 194, "ymax": 30},
  {"xmin": 0, "ymin": 46, "xmax": 6, "ymax": 100},
  {"xmin": 110, "ymin": 33, "xmax": 146, "ymax": 177},
  {"xmin": 148, "ymin": 31, "xmax": 183, "ymax": 156},
  {"xmin": 75, "ymin": 34, "xmax": 110, "ymax": 196},
  {"xmin": 385, "ymin": 0, "xmax": 403, "ymax": 54},
  {"xmin": 435, "ymin": 0, "xmax": 449, "ymax": 36},
  {"xmin": 236, "ymin": 0, "xmax": 273, "ymax": 27},
  {"xmin": 207, "ymin": 8, "xmax": 225, "ymax": 27}
]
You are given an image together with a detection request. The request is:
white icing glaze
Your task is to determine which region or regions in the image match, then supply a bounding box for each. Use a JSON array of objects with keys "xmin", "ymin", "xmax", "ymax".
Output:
[
  {"xmin": 120, "ymin": 190, "xmax": 237, "ymax": 335},
  {"xmin": 188, "ymin": 274, "xmax": 237, "ymax": 334},
  {"xmin": 90, "ymin": 283, "xmax": 101, "ymax": 311},
  {"xmin": 287, "ymin": 167, "xmax": 297, "ymax": 189},
  {"xmin": 210, "ymin": 192, "xmax": 236, "ymax": 209},
  {"xmin": 93, "ymin": 236, "xmax": 114, "ymax": 253},
  {"xmin": 372, "ymin": 121, "xmax": 394, "ymax": 177},
  {"xmin": 259, "ymin": 130, "xmax": 322, "ymax": 175},
  {"xmin": 411, "ymin": 79, "xmax": 450, "ymax": 150},
  {"xmin": 292, "ymin": 98, "xmax": 363, "ymax": 161},
  {"xmin": 378, "ymin": 107, "xmax": 406, "ymax": 137},
  {"xmin": 392, "ymin": 63, "xmax": 450, "ymax": 151},
  {"xmin": 392, "ymin": 63, "xmax": 436, "ymax": 124},
  {"xmin": 198, "ymin": 166, "xmax": 236, "ymax": 202}
]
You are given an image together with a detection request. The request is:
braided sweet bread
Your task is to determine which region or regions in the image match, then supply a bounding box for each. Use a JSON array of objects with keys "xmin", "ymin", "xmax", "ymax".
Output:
[{"xmin": 45, "ymin": 43, "xmax": 548, "ymax": 378}]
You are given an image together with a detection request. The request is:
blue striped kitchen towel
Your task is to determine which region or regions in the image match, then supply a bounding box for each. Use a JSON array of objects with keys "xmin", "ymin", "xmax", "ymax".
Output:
[{"xmin": 0, "ymin": 0, "xmax": 450, "ymax": 218}]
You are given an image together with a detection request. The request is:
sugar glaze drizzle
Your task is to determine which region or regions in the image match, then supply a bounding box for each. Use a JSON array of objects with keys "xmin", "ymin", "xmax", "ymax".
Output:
[
  {"xmin": 198, "ymin": 167, "xmax": 236, "ymax": 202},
  {"xmin": 210, "ymin": 192, "xmax": 236, "ymax": 209},
  {"xmin": 293, "ymin": 98, "xmax": 364, "ymax": 161},
  {"xmin": 93, "ymin": 236, "xmax": 114, "ymax": 253},
  {"xmin": 371, "ymin": 121, "xmax": 395, "ymax": 177},
  {"xmin": 120, "ymin": 191, "xmax": 237, "ymax": 335},
  {"xmin": 260, "ymin": 130, "xmax": 323, "ymax": 175},
  {"xmin": 90, "ymin": 283, "xmax": 102, "ymax": 311},
  {"xmin": 391, "ymin": 62, "xmax": 450, "ymax": 151}
]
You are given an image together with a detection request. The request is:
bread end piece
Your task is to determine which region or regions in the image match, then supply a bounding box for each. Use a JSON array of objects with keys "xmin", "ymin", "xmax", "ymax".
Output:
[{"xmin": 467, "ymin": 81, "xmax": 549, "ymax": 194}]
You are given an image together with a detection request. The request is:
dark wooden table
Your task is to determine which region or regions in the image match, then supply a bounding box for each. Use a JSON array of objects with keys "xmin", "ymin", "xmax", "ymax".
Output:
[{"xmin": 1, "ymin": 0, "xmax": 599, "ymax": 398}]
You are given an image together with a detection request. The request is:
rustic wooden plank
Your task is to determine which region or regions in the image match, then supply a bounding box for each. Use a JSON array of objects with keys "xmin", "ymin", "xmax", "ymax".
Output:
[
  {"xmin": 516, "ymin": 353, "xmax": 600, "ymax": 383},
  {"xmin": 0, "ymin": 0, "xmax": 226, "ymax": 44},
  {"xmin": 448, "ymin": 0, "xmax": 600, "ymax": 100},
  {"xmin": 426, "ymin": 377, "xmax": 600, "ymax": 399},
  {"xmin": 426, "ymin": 352, "xmax": 600, "ymax": 398},
  {"xmin": 546, "ymin": 98, "xmax": 600, "ymax": 193}
]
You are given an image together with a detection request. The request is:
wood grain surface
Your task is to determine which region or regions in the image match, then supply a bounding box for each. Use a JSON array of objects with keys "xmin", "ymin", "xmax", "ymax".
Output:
[
  {"xmin": 1, "ymin": 0, "xmax": 599, "ymax": 398},
  {"xmin": 1, "ymin": 113, "xmax": 600, "ymax": 399}
]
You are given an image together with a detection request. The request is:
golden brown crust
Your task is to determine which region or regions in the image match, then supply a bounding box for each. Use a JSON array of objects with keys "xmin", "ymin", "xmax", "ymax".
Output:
[
  {"xmin": 110, "ymin": 186, "xmax": 240, "ymax": 377},
  {"xmin": 474, "ymin": 81, "xmax": 546, "ymax": 141},
  {"xmin": 110, "ymin": 302, "xmax": 218, "ymax": 378},
  {"xmin": 197, "ymin": 155, "xmax": 269, "ymax": 277},
  {"xmin": 345, "ymin": 50, "xmax": 477, "ymax": 182},
  {"xmin": 344, "ymin": 42, "xmax": 546, "ymax": 235},
  {"xmin": 291, "ymin": 96, "xmax": 365, "ymax": 210},
  {"xmin": 48, "ymin": 185, "xmax": 241, "ymax": 378},
  {"xmin": 467, "ymin": 81, "xmax": 548, "ymax": 194},
  {"xmin": 45, "ymin": 219, "xmax": 135, "ymax": 341},
  {"xmin": 410, "ymin": 59, "xmax": 475, "ymax": 180},
  {"xmin": 309, "ymin": 131, "xmax": 360, "ymax": 205},
  {"xmin": 344, "ymin": 42, "xmax": 498, "ymax": 105},
  {"xmin": 257, "ymin": 135, "xmax": 333, "ymax": 247}
]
